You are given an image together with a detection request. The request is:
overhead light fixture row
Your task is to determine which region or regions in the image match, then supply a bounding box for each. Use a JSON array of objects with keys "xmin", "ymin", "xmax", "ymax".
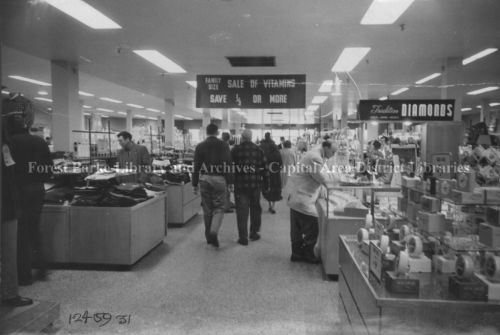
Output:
[
  {"xmin": 9, "ymin": 75, "xmax": 51, "ymax": 86},
  {"xmin": 391, "ymin": 87, "xmax": 409, "ymax": 96},
  {"xmin": 461, "ymin": 107, "xmax": 472, "ymax": 112},
  {"xmin": 463, "ymin": 48, "xmax": 498, "ymax": 66},
  {"xmin": 82, "ymin": 105, "xmax": 92, "ymax": 109},
  {"xmin": 467, "ymin": 86, "xmax": 499, "ymax": 95},
  {"xmin": 126, "ymin": 103, "xmax": 144, "ymax": 109},
  {"xmin": 34, "ymin": 97, "xmax": 53, "ymax": 102},
  {"xmin": 379, "ymin": 96, "xmax": 388, "ymax": 101},
  {"xmin": 331, "ymin": 47, "xmax": 371, "ymax": 72},
  {"xmin": 490, "ymin": 102, "xmax": 500, "ymax": 107},
  {"xmin": 38, "ymin": 90, "xmax": 49, "ymax": 96},
  {"xmin": 79, "ymin": 91, "xmax": 94, "ymax": 97},
  {"xmin": 96, "ymin": 108, "xmax": 114, "ymax": 113},
  {"xmin": 361, "ymin": 0, "xmax": 415, "ymax": 25},
  {"xmin": 133, "ymin": 50, "xmax": 186, "ymax": 74},
  {"xmin": 99, "ymin": 97, "xmax": 122, "ymax": 103},
  {"xmin": 146, "ymin": 108, "xmax": 161, "ymax": 113},
  {"xmin": 415, "ymin": 73, "xmax": 441, "ymax": 85},
  {"xmin": 1, "ymin": 90, "xmax": 10, "ymax": 95},
  {"xmin": 43, "ymin": 0, "xmax": 122, "ymax": 29}
]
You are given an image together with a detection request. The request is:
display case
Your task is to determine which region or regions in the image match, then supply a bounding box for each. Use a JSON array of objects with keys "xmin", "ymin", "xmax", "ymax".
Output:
[{"xmin": 166, "ymin": 182, "xmax": 200, "ymax": 226}]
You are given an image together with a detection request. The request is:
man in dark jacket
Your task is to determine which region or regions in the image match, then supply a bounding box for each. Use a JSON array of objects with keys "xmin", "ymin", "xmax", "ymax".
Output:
[
  {"xmin": 231, "ymin": 129, "xmax": 270, "ymax": 245},
  {"xmin": 192, "ymin": 124, "xmax": 234, "ymax": 248},
  {"xmin": 5, "ymin": 97, "xmax": 53, "ymax": 285}
]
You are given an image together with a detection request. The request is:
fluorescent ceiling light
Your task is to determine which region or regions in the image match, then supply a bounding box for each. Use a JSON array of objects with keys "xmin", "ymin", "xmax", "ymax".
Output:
[
  {"xmin": 318, "ymin": 80, "xmax": 333, "ymax": 93},
  {"xmin": 79, "ymin": 91, "xmax": 94, "ymax": 97},
  {"xmin": 146, "ymin": 108, "xmax": 161, "ymax": 113},
  {"xmin": 371, "ymin": 121, "xmax": 379, "ymax": 126},
  {"xmin": 34, "ymin": 97, "xmax": 53, "ymax": 102},
  {"xmin": 117, "ymin": 111, "xmax": 127, "ymax": 115},
  {"xmin": 391, "ymin": 87, "xmax": 409, "ymax": 96},
  {"xmin": 379, "ymin": 96, "xmax": 388, "ymax": 101},
  {"xmin": 467, "ymin": 86, "xmax": 499, "ymax": 95},
  {"xmin": 415, "ymin": 73, "xmax": 441, "ymax": 85},
  {"xmin": 461, "ymin": 107, "xmax": 472, "ymax": 111},
  {"xmin": 490, "ymin": 102, "xmax": 500, "ymax": 107},
  {"xmin": 331, "ymin": 47, "xmax": 371, "ymax": 72},
  {"xmin": 9, "ymin": 75, "xmax": 51, "ymax": 86},
  {"xmin": 83, "ymin": 112, "xmax": 91, "ymax": 116},
  {"xmin": 462, "ymin": 48, "xmax": 498, "ymax": 66},
  {"xmin": 135, "ymin": 114, "xmax": 146, "ymax": 118},
  {"xmin": 174, "ymin": 114, "xmax": 184, "ymax": 118},
  {"xmin": 476, "ymin": 105, "xmax": 482, "ymax": 108},
  {"xmin": 403, "ymin": 121, "xmax": 412, "ymax": 126},
  {"xmin": 1, "ymin": 90, "xmax": 9, "ymax": 95},
  {"xmin": 38, "ymin": 90, "xmax": 49, "ymax": 96},
  {"xmin": 96, "ymin": 108, "xmax": 113, "ymax": 113},
  {"xmin": 186, "ymin": 81, "xmax": 197, "ymax": 88},
  {"xmin": 82, "ymin": 105, "xmax": 92, "ymax": 109},
  {"xmin": 133, "ymin": 50, "xmax": 186, "ymax": 74},
  {"xmin": 100, "ymin": 115, "xmax": 110, "ymax": 118},
  {"xmin": 361, "ymin": 0, "xmax": 415, "ymax": 25},
  {"xmin": 99, "ymin": 97, "xmax": 122, "ymax": 103},
  {"xmin": 306, "ymin": 105, "xmax": 319, "ymax": 113},
  {"xmin": 312, "ymin": 96, "xmax": 328, "ymax": 104},
  {"xmin": 148, "ymin": 117, "xmax": 157, "ymax": 120},
  {"xmin": 126, "ymin": 103, "xmax": 144, "ymax": 109},
  {"xmin": 183, "ymin": 117, "xmax": 193, "ymax": 120},
  {"xmin": 43, "ymin": 0, "xmax": 121, "ymax": 29}
]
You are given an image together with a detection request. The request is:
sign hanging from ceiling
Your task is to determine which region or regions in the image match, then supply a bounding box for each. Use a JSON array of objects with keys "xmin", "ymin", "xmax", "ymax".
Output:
[
  {"xmin": 358, "ymin": 99, "xmax": 455, "ymax": 121},
  {"xmin": 196, "ymin": 74, "xmax": 306, "ymax": 109}
]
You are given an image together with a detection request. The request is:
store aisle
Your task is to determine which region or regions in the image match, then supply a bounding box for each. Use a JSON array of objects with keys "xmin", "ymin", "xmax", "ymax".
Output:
[{"xmin": 20, "ymin": 200, "xmax": 340, "ymax": 335}]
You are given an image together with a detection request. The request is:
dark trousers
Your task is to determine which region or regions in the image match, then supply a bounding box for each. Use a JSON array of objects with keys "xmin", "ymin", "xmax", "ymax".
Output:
[
  {"xmin": 200, "ymin": 175, "xmax": 227, "ymax": 240},
  {"xmin": 290, "ymin": 209, "xmax": 319, "ymax": 256},
  {"xmin": 17, "ymin": 182, "xmax": 46, "ymax": 281},
  {"xmin": 235, "ymin": 188, "xmax": 262, "ymax": 241}
]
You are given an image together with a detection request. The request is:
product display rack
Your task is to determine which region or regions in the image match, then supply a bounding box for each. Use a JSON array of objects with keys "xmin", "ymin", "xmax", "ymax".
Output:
[{"xmin": 72, "ymin": 119, "xmax": 117, "ymax": 165}]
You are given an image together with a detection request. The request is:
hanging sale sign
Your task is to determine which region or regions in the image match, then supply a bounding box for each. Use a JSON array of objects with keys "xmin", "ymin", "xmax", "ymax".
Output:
[
  {"xmin": 358, "ymin": 100, "xmax": 455, "ymax": 121},
  {"xmin": 196, "ymin": 74, "xmax": 306, "ymax": 109}
]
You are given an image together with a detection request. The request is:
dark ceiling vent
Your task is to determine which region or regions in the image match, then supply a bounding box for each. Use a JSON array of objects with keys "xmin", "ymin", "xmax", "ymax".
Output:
[{"xmin": 226, "ymin": 56, "xmax": 276, "ymax": 67}]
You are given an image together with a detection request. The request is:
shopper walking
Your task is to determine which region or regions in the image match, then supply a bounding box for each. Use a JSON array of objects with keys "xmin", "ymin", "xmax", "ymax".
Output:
[
  {"xmin": 231, "ymin": 130, "xmax": 269, "ymax": 246},
  {"xmin": 192, "ymin": 124, "xmax": 234, "ymax": 248},
  {"xmin": 221, "ymin": 132, "xmax": 234, "ymax": 213},
  {"xmin": 280, "ymin": 140, "xmax": 296, "ymax": 189},
  {"xmin": 286, "ymin": 140, "xmax": 337, "ymax": 264},
  {"xmin": 260, "ymin": 132, "xmax": 282, "ymax": 214},
  {"xmin": 1, "ymin": 100, "xmax": 34, "ymax": 306},
  {"xmin": 6, "ymin": 97, "xmax": 53, "ymax": 285}
]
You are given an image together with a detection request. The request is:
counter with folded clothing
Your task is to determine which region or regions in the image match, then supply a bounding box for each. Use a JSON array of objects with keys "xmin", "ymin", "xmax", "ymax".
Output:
[{"xmin": 40, "ymin": 176, "xmax": 169, "ymax": 266}]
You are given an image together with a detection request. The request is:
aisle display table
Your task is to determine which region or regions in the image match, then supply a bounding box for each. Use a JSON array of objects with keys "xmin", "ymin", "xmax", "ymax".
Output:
[
  {"xmin": 40, "ymin": 194, "xmax": 167, "ymax": 266},
  {"xmin": 338, "ymin": 235, "xmax": 500, "ymax": 334},
  {"xmin": 166, "ymin": 182, "xmax": 200, "ymax": 226}
]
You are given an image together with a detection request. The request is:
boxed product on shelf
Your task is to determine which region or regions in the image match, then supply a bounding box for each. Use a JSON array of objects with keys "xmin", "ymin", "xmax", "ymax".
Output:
[
  {"xmin": 482, "ymin": 187, "xmax": 500, "ymax": 205},
  {"xmin": 486, "ymin": 207, "xmax": 500, "ymax": 227},
  {"xmin": 401, "ymin": 176, "xmax": 420, "ymax": 188},
  {"xmin": 397, "ymin": 197, "xmax": 407, "ymax": 213},
  {"xmin": 448, "ymin": 275, "xmax": 488, "ymax": 301},
  {"xmin": 384, "ymin": 271, "xmax": 420, "ymax": 294},
  {"xmin": 456, "ymin": 171, "xmax": 477, "ymax": 192},
  {"xmin": 421, "ymin": 196, "xmax": 441, "ymax": 213},
  {"xmin": 407, "ymin": 201, "xmax": 421, "ymax": 222},
  {"xmin": 479, "ymin": 223, "xmax": 500, "ymax": 248},
  {"xmin": 417, "ymin": 211, "xmax": 446, "ymax": 233},
  {"xmin": 437, "ymin": 179, "xmax": 457, "ymax": 198},
  {"xmin": 408, "ymin": 188, "xmax": 423, "ymax": 203},
  {"xmin": 450, "ymin": 189, "xmax": 485, "ymax": 205}
]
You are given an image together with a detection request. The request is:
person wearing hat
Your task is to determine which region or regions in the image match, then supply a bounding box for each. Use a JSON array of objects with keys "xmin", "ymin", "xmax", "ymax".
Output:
[{"xmin": 3, "ymin": 96, "xmax": 53, "ymax": 286}]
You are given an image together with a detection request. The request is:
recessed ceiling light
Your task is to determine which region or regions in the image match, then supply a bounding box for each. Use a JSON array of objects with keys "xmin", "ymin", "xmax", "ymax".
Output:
[
  {"xmin": 117, "ymin": 111, "xmax": 127, "ymax": 115},
  {"xmin": 318, "ymin": 80, "xmax": 333, "ymax": 93},
  {"xmin": 9, "ymin": 75, "xmax": 51, "ymax": 86},
  {"xmin": 133, "ymin": 50, "xmax": 186, "ymax": 74},
  {"xmin": 379, "ymin": 96, "xmax": 388, "ymax": 101},
  {"xmin": 361, "ymin": 0, "xmax": 415, "ymax": 25},
  {"xmin": 126, "ymin": 103, "xmax": 144, "ymax": 109},
  {"xmin": 174, "ymin": 114, "xmax": 184, "ymax": 118},
  {"xmin": 79, "ymin": 91, "xmax": 94, "ymax": 97},
  {"xmin": 43, "ymin": 0, "xmax": 122, "ymax": 29},
  {"xmin": 461, "ymin": 107, "xmax": 472, "ymax": 111},
  {"xmin": 146, "ymin": 108, "xmax": 161, "ymax": 113},
  {"xmin": 96, "ymin": 108, "xmax": 113, "ymax": 113},
  {"xmin": 99, "ymin": 97, "xmax": 122, "ymax": 103},
  {"xmin": 47, "ymin": 107, "xmax": 52, "ymax": 111},
  {"xmin": 391, "ymin": 87, "xmax": 409, "ymax": 96},
  {"xmin": 38, "ymin": 90, "xmax": 49, "ymax": 96},
  {"xmin": 476, "ymin": 105, "xmax": 482, "ymax": 108},
  {"xmin": 467, "ymin": 86, "xmax": 499, "ymax": 95},
  {"xmin": 34, "ymin": 97, "xmax": 53, "ymax": 102},
  {"xmin": 462, "ymin": 48, "xmax": 498, "ymax": 66},
  {"xmin": 415, "ymin": 73, "xmax": 441, "ymax": 85},
  {"xmin": 135, "ymin": 114, "xmax": 146, "ymax": 118},
  {"xmin": 82, "ymin": 105, "xmax": 92, "ymax": 109},
  {"xmin": 312, "ymin": 96, "xmax": 328, "ymax": 104},
  {"xmin": 1, "ymin": 90, "xmax": 9, "ymax": 95},
  {"xmin": 490, "ymin": 102, "xmax": 500, "ymax": 107},
  {"xmin": 331, "ymin": 47, "xmax": 371, "ymax": 72},
  {"xmin": 186, "ymin": 81, "xmax": 197, "ymax": 88}
]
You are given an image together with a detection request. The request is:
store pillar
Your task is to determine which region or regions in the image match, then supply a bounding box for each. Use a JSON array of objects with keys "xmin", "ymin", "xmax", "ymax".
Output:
[
  {"xmin": 222, "ymin": 109, "xmax": 229, "ymax": 130},
  {"xmin": 51, "ymin": 60, "xmax": 82, "ymax": 151},
  {"xmin": 480, "ymin": 100, "xmax": 490, "ymax": 123},
  {"xmin": 163, "ymin": 99, "xmax": 175, "ymax": 147},
  {"xmin": 126, "ymin": 109, "xmax": 133, "ymax": 133},
  {"xmin": 441, "ymin": 57, "xmax": 464, "ymax": 121},
  {"xmin": 202, "ymin": 109, "xmax": 211, "ymax": 128}
]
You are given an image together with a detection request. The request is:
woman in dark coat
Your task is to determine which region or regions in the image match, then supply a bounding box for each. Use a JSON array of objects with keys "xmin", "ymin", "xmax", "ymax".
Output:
[{"xmin": 260, "ymin": 132, "xmax": 282, "ymax": 214}]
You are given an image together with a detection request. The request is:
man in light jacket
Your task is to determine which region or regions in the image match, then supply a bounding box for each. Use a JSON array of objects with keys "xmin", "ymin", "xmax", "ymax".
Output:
[{"xmin": 286, "ymin": 140, "xmax": 337, "ymax": 264}]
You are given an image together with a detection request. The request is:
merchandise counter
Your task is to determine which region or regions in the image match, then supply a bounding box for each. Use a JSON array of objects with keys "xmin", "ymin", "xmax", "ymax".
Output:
[
  {"xmin": 166, "ymin": 181, "xmax": 201, "ymax": 226},
  {"xmin": 338, "ymin": 235, "xmax": 500, "ymax": 334},
  {"xmin": 40, "ymin": 193, "xmax": 167, "ymax": 266}
]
